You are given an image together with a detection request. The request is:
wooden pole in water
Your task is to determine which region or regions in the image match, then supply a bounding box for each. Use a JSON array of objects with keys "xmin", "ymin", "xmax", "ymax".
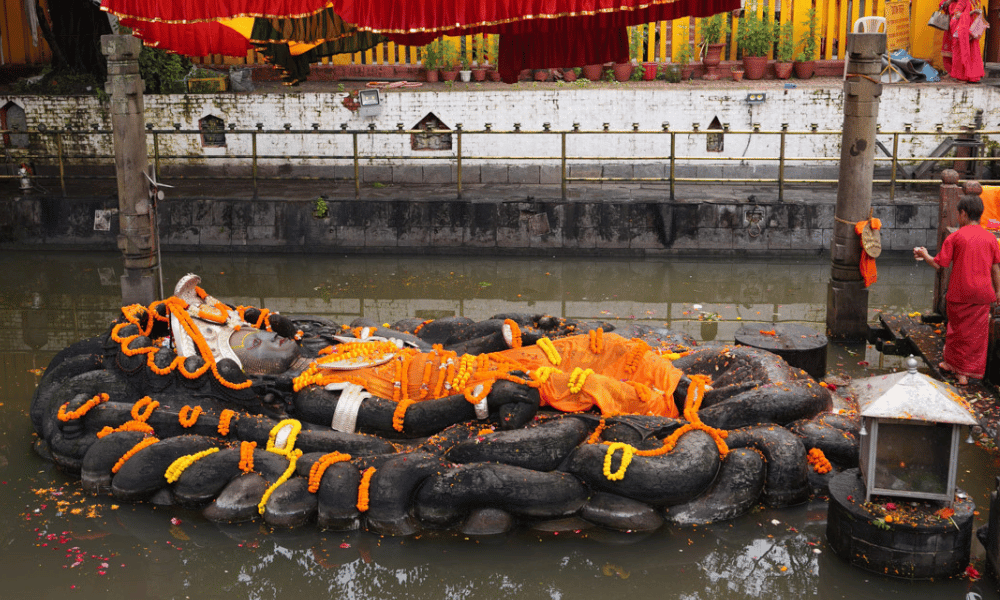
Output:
[
  {"xmin": 827, "ymin": 31, "xmax": 885, "ymax": 340},
  {"xmin": 101, "ymin": 34, "xmax": 160, "ymax": 305}
]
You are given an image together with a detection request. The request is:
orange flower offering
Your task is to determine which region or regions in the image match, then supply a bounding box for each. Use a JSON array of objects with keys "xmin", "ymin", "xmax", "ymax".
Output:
[{"xmin": 806, "ymin": 447, "xmax": 832, "ymax": 474}]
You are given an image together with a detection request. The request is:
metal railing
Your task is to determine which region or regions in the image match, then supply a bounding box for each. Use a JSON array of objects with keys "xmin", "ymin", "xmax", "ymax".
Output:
[{"xmin": 2, "ymin": 123, "xmax": 996, "ymax": 201}]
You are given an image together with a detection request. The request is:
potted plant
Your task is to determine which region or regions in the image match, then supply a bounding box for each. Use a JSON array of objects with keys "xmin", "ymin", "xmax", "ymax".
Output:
[
  {"xmin": 677, "ymin": 41, "xmax": 695, "ymax": 80},
  {"xmin": 563, "ymin": 67, "xmax": 578, "ymax": 82},
  {"xmin": 700, "ymin": 13, "xmax": 729, "ymax": 80},
  {"xmin": 794, "ymin": 7, "xmax": 819, "ymax": 79},
  {"xmin": 581, "ymin": 63, "xmax": 604, "ymax": 80},
  {"xmin": 731, "ymin": 64, "xmax": 744, "ymax": 81},
  {"xmin": 440, "ymin": 42, "xmax": 460, "ymax": 82},
  {"xmin": 697, "ymin": 308, "xmax": 721, "ymax": 341},
  {"xmin": 774, "ymin": 20, "xmax": 794, "ymax": 79},
  {"xmin": 459, "ymin": 54, "xmax": 472, "ymax": 82},
  {"xmin": 422, "ymin": 40, "xmax": 441, "ymax": 82},
  {"xmin": 614, "ymin": 25, "xmax": 643, "ymax": 81},
  {"xmin": 486, "ymin": 34, "xmax": 502, "ymax": 81},
  {"xmin": 738, "ymin": 1, "xmax": 775, "ymax": 80}
]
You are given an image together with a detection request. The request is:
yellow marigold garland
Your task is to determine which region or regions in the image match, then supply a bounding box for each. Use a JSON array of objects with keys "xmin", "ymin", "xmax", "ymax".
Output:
[
  {"xmin": 568, "ymin": 367, "xmax": 594, "ymax": 394},
  {"xmin": 807, "ymin": 447, "xmax": 832, "ymax": 474},
  {"xmin": 532, "ymin": 366, "xmax": 558, "ymax": 383},
  {"xmin": 357, "ymin": 466, "xmax": 376, "ymax": 512},
  {"xmin": 257, "ymin": 448, "xmax": 302, "ymax": 515},
  {"xmin": 603, "ymin": 442, "xmax": 634, "ymax": 481},
  {"xmin": 307, "ymin": 451, "xmax": 352, "ymax": 493},
  {"xmin": 178, "ymin": 405, "xmax": 202, "ymax": 428},
  {"xmin": 165, "ymin": 447, "xmax": 220, "ymax": 483},
  {"xmin": 131, "ymin": 396, "xmax": 159, "ymax": 422},
  {"xmin": 111, "ymin": 437, "xmax": 159, "ymax": 473},
  {"xmin": 239, "ymin": 441, "xmax": 257, "ymax": 472},
  {"xmin": 392, "ymin": 399, "xmax": 414, "ymax": 432},
  {"xmin": 536, "ymin": 337, "xmax": 561, "ymax": 366},
  {"xmin": 57, "ymin": 392, "xmax": 109, "ymax": 421},
  {"xmin": 266, "ymin": 419, "xmax": 302, "ymax": 455},
  {"xmin": 218, "ymin": 409, "xmax": 236, "ymax": 436}
]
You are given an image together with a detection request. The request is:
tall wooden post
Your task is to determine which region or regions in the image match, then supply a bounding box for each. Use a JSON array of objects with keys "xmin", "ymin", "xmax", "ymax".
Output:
[
  {"xmin": 101, "ymin": 34, "xmax": 159, "ymax": 305},
  {"xmin": 827, "ymin": 31, "xmax": 885, "ymax": 340}
]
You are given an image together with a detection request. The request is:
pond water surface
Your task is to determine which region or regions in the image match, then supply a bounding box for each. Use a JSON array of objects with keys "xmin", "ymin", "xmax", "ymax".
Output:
[{"xmin": 1, "ymin": 250, "xmax": 997, "ymax": 600}]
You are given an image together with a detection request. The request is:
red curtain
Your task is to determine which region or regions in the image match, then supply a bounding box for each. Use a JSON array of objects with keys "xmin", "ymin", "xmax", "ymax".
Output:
[
  {"xmin": 119, "ymin": 19, "xmax": 253, "ymax": 57},
  {"xmin": 102, "ymin": 0, "xmax": 334, "ymax": 23}
]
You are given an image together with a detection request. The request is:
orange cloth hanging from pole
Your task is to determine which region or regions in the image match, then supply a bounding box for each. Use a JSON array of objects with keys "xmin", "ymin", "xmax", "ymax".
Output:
[{"xmin": 855, "ymin": 218, "xmax": 882, "ymax": 287}]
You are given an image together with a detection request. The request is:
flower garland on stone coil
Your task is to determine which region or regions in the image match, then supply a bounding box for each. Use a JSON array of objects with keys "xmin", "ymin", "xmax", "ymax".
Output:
[
  {"xmin": 217, "ymin": 409, "xmax": 236, "ymax": 436},
  {"xmin": 178, "ymin": 405, "xmax": 202, "ymax": 428},
  {"xmin": 111, "ymin": 297, "xmax": 253, "ymax": 390},
  {"xmin": 357, "ymin": 466, "xmax": 376, "ymax": 512},
  {"xmin": 165, "ymin": 447, "xmax": 220, "ymax": 483},
  {"xmin": 392, "ymin": 399, "xmax": 415, "ymax": 432},
  {"xmin": 503, "ymin": 319, "xmax": 522, "ymax": 348},
  {"xmin": 239, "ymin": 441, "xmax": 256, "ymax": 472},
  {"xmin": 97, "ymin": 420, "xmax": 155, "ymax": 438},
  {"xmin": 57, "ymin": 392, "xmax": 109, "ymax": 422},
  {"xmin": 257, "ymin": 419, "xmax": 303, "ymax": 515},
  {"xmin": 111, "ymin": 437, "xmax": 159, "ymax": 473},
  {"xmin": 596, "ymin": 373, "xmax": 728, "ymax": 481},
  {"xmin": 807, "ymin": 447, "xmax": 832, "ymax": 474},
  {"xmin": 131, "ymin": 396, "xmax": 159, "ymax": 422},
  {"xmin": 307, "ymin": 452, "xmax": 352, "ymax": 493}
]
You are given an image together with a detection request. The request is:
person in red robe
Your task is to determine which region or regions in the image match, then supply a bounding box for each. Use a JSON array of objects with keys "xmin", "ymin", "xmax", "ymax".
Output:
[
  {"xmin": 914, "ymin": 196, "xmax": 1000, "ymax": 384},
  {"xmin": 939, "ymin": 0, "xmax": 985, "ymax": 83}
]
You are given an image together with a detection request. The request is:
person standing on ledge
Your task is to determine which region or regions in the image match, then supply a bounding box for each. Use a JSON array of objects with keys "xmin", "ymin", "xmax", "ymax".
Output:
[{"xmin": 914, "ymin": 195, "xmax": 1000, "ymax": 385}]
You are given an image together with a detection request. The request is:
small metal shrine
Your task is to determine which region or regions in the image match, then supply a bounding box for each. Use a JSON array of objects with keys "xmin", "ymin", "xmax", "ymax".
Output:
[{"xmin": 857, "ymin": 356, "xmax": 978, "ymax": 506}]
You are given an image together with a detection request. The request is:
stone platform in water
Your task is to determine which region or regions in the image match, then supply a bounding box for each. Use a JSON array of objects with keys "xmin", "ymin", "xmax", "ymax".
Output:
[
  {"xmin": 734, "ymin": 323, "xmax": 827, "ymax": 379},
  {"xmin": 826, "ymin": 469, "xmax": 974, "ymax": 580}
]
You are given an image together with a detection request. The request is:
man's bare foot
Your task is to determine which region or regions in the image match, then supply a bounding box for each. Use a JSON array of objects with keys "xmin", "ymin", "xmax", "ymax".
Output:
[
  {"xmin": 956, "ymin": 374, "xmax": 969, "ymax": 385},
  {"xmin": 939, "ymin": 361, "xmax": 955, "ymax": 373}
]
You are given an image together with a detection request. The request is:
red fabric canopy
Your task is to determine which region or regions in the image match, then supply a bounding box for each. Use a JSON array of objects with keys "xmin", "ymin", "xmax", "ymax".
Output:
[
  {"xmin": 119, "ymin": 18, "xmax": 254, "ymax": 57},
  {"xmin": 101, "ymin": 0, "xmax": 334, "ymax": 23}
]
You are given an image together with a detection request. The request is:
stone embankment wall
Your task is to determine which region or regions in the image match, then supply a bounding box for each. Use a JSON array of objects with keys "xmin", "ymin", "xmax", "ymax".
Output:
[{"xmin": 0, "ymin": 192, "xmax": 939, "ymax": 256}]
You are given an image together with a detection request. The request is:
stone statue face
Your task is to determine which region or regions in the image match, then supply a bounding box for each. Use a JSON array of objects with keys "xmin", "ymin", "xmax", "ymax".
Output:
[{"xmin": 229, "ymin": 329, "xmax": 300, "ymax": 374}]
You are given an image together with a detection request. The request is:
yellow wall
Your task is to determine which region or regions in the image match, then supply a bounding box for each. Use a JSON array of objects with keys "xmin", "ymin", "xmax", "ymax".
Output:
[{"xmin": 1, "ymin": 0, "xmax": 51, "ymax": 66}]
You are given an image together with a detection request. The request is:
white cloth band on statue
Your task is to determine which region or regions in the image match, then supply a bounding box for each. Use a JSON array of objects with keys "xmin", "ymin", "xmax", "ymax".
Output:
[
  {"xmin": 325, "ymin": 382, "xmax": 371, "ymax": 433},
  {"xmin": 472, "ymin": 384, "xmax": 488, "ymax": 419}
]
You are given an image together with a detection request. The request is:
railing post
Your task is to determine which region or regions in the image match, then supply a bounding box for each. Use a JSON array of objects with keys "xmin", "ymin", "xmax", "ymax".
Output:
[
  {"xmin": 561, "ymin": 132, "xmax": 567, "ymax": 200},
  {"xmin": 56, "ymin": 132, "xmax": 66, "ymax": 196},
  {"xmin": 252, "ymin": 127, "xmax": 259, "ymax": 193},
  {"xmin": 890, "ymin": 131, "xmax": 899, "ymax": 202},
  {"xmin": 353, "ymin": 132, "xmax": 360, "ymax": 199},
  {"xmin": 151, "ymin": 127, "xmax": 160, "ymax": 182},
  {"xmin": 456, "ymin": 124, "xmax": 463, "ymax": 199},
  {"xmin": 778, "ymin": 123, "xmax": 788, "ymax": 203},
  {"xmin": 669, "ymin": 131, "xmax": 676, "ymax": 202}
]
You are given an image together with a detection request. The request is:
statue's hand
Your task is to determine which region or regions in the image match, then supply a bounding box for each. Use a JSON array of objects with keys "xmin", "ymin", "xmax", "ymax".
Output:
[{"xmin": 487, "ymin": 376, "xmax": 540, "ymax": 430}]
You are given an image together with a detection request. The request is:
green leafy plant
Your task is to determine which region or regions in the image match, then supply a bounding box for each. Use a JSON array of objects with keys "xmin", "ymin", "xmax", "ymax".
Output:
[
  {"xmin": 313, "ymin": 197, "xmax": 329, "ymax": 218},
  {"xmin": 738, "ymin": 2, "xmax": 776, "ymax": 58},
  {"xmin": 440, "ymin": 41, "xmax": 459, "ymax": 70},
  {"xmin": 798, "ymin": 7, "xmax": 819, "ymax": 61},
  {"xmin": 776, "ymin": 21, "xmax": 795, "ymax": 62},
  {"xmin": 138, "ymin": 46, "xmax": 191, "ymax": 94},
  {"xmin": 677, "ymin": 42, "xmax": 695, "ymax": 66},
  {"xmin": 699, "ymin": 311, "xmax": 722, "ymax": 322},
  {"xmin": 422, "ymin": 40, "xmax": 442, "ymax": 70},
  {"xmin": 487, "ymin": 34, "xmax": 499, "ymax": 66},
  {"xmin": 663, "ymin": 63, "xmax": 682, "ymax": 82},
  {"xmin": 629, "ymin": 25, "xmax": 647, "ymax": 62},
  {"xmin": 700, "ymin": 13, "xmax": 729, "ymax": 46}
]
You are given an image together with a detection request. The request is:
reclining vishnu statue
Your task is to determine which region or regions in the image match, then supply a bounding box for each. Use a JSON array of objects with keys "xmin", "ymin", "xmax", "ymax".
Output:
[{"xmin": 31, "ymin": 273, "xmax": 860, "ymax": 535}]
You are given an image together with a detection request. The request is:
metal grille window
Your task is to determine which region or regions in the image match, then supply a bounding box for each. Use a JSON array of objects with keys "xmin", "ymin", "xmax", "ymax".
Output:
[
  {"xmin": 199, "ymin": 115, "xmax": 226, "ymax": 148},
  {"xmin": 1, "ymin": 102, "xmax": 29, "ymax": 149}
]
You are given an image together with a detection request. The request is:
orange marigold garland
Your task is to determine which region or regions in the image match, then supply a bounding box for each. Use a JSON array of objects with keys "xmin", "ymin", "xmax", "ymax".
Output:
[
  {"xmin": 392, "ymin": 400, "xmax": 414, "ymax": 432},
  {"xmin": 111, "ymin": 437, "xmax": 159, "ymax": 473},
  {"xmin": 807, "ymin": 447, "xmax": 832, "ymax": 474},
  {"xmin": 238, "ymin": 441, "xmax": 257, "ymax": 472},
  {"xmin": 130, "ymin": 396, "xmax": 159, "ymax": 422},
  {"xmin": 307, "ymin": 451, "xmax": 352, "ymax": 493},
  {"xmin": 58, "ymin": 392, "xmax": 109, "ymax": 422},
  {"xmin": 589, "ymin": 328, "xmax": 604, "ymax": 354},
  {"xmin": 218, "ymin": 409, "xmax": 236, "ymax": 436},
  {"xmin": 504, "ymin": 319, "xmax": 523, "ymax": 348},
  {"xmin": 178, "ymin": 405, "xmax": 202, "ymax": 428},
  {"xmin": 357, "ymin": 466, "xmax": 377, "ymax": 512}
]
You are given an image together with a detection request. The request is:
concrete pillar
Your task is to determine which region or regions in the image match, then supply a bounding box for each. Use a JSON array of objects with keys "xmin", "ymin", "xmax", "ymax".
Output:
[
  {"xmin": 101, "ymin": 34, "xmax": 159, "ymax": 305},
  {"xmin": 827, "ymin": 32, "xmax": 885, "ymax": 340}
]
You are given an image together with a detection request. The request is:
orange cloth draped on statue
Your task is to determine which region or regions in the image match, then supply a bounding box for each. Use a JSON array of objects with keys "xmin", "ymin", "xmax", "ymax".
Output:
[
  {"xmin": 293, "ymin": 332, "xmax": 683, "ymax": 418},
  {"xmin": 981, "ymin": 186, "xmax": 1000, "ymax": 231}
]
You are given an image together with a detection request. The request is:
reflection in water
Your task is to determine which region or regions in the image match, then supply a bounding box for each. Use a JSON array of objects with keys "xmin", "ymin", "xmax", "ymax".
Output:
[{"xmin": 0, "ymin": 250, "xmax": 996, "ymax": 600}]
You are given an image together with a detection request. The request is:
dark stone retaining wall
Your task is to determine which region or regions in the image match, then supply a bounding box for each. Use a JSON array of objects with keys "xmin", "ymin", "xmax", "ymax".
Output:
[{"xmin": 0, "ymin": 194, "xmax": 940, "ymax": 256}]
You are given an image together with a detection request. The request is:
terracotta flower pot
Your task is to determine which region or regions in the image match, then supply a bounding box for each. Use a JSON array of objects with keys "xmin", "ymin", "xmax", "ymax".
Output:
[
  {"xmin": 473, "ymin": 67, "xmax": 487, "ymax": 81},
  {"xmin": 642, "ymin": 62, "xmax": 658, "ymax": 80},
  {"xmin": 793, "ymin": 60, "xmax": 815, "ymax": 79},
  {"xmin": 563, "ymin": 68, "xmax": 577, "ymax": 82},
  {"xmin": 534, "ymin": 69, "xmax": 550, "ymax": 82},
  {"xmin": 581, "ymin": 64, "xmax": 604, "ymax": 80},
  {"xmin": 731, "ymin": 69, "xmax": 744, "ymax": 82},
  {"xmin": 441, "ymin": 68, "xmax": 459, "ymax": 82},
  {"xmin": 488, "ymin": 69, "xmax": 502, "ymax": 82},
  {"xmin": 612, "ymin": 62, "xmax": 634, "ymax": 82},
  {"xmin": 742, "ymin": 56, "xmax": 768, "ymax": 80},
  {"xmin": 681, "ymin": 65, "xmax": 694, "ymax": 81},
  {"xmin": 425, "ymin": 68, "xmax": 440, "ymax": 83},
  {"xmin": 774, "ymin": 61, "xmax": 793, "ymax": 80}
]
